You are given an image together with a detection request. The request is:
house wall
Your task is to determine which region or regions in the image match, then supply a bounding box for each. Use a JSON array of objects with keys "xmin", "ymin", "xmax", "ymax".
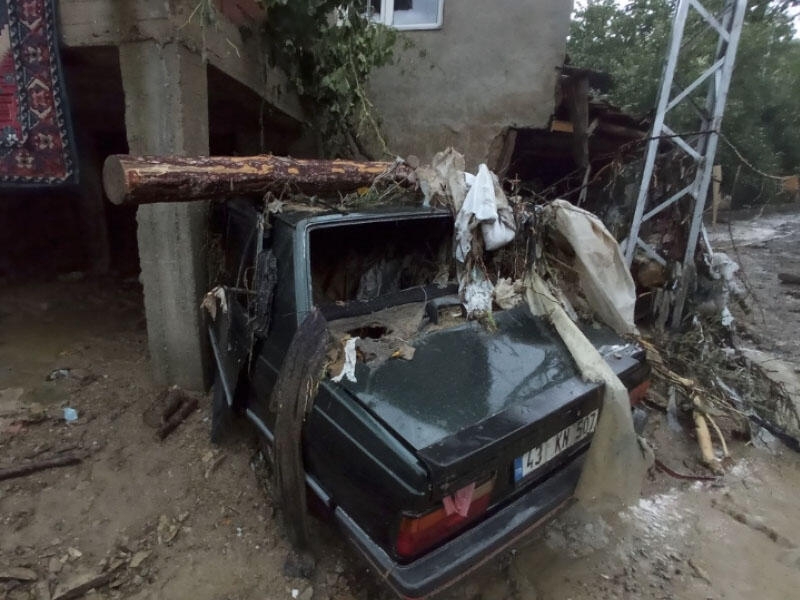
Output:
[{"xmin": 368, "ymin": 0, "xmax": 573, "ymax": 170}]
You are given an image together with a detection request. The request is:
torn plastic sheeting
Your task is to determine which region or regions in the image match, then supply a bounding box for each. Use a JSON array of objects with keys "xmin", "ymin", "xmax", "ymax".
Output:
[
  {"xmin": 443, "ymin": 482, "xmax": 476, "ymax": 518},
  {"xmin": 546, "ymin": 200, "xmax": 637, "ymax": 336},
  {"xmin": 332, "ymin": 338, "xmax": 358, "ymax": 383},
  {"xmin": 460, "ymin": 267, "xmax": 494, "ymax": 318},
  {"xmin": 525, "ymin": 272, "xmax": 649, "ymax": 507},
  {"xmin": 455, "ymin": 164, "xmax": 516, "ymax": 262},
  {"xmin": 709, "ymin": 251, "xmax": 745, "ymax": 328},
  {"xmin": 201, "ymin": 286, "xmax": 228, "ymax": 321},
  {"xmin": 493, "ymin": 277, "xmax": 525, "ymax": 310},
  {"xmin": 417, "ymin": 147, "xmax": 468, "ymax": 210},
  {"xmin": 483, "ymin": 170, "xmax": 516, "ymax": 252}
]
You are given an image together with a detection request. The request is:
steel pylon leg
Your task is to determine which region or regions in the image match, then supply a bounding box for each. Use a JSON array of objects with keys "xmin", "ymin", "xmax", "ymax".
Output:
[{"xmin": 623, "ymin": 0, "xmax": 748, "ymax": 325}]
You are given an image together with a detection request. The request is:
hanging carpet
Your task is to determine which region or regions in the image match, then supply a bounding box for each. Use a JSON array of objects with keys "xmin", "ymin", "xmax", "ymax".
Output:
[{"xmin": 1, "ymin": 0, "xmax": 77, "ymax": 186}]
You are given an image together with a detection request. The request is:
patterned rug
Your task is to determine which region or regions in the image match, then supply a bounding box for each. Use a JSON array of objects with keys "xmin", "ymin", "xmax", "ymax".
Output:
[{"xmin": 1, "ymin": 0, "xmax": 77, "ymax": 186}]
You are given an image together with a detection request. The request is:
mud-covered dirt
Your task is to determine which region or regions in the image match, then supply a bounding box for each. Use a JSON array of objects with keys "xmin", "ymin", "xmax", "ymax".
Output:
[
  {"xmin": 2, "ymin": 227, "xmax": 800, "ymax": 600},
  {"xmin": 709, "ymin": 208, "xmax": 800, "ymax": 364}
]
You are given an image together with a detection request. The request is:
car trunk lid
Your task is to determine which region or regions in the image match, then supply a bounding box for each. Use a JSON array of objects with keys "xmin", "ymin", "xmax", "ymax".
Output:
[{"xmin": 339, "ymin": 305, "xmax": 644, "ymax": 495}]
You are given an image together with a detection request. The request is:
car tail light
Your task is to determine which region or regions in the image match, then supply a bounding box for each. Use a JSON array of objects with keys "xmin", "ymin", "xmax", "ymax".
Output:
[
  {"xmin": 396, "ymin": 477, "xmax": 494, "ymax": 560},
  {"xmin": 628, "ymin": 380, "xmax": 650, "ymax": 405}
]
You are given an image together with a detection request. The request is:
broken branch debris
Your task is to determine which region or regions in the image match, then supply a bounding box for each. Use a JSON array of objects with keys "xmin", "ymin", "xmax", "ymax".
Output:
[
  {"xmin": 0, "ymin": 453, "xmax": 82, "ymax": 482},
  {"xmin": 51, "ymin": 561, "xmax": 126, "ymax": 600},
  {"xmin": 654, "ymin": 459, "xmax": 717, "ymax": 481},
  {"xmin": 161, "ymin": 389, "xmax": 185, "ymax": 422},
  {"xmin": 157, "ymin": 396, "xmax": 198, "ymax": 440},
  {"xmin": 102, "ymin": 155, "xmax": 415, "ymax": 206},
  {"xmin": 778, "ymin": 272, "xmax": 800, "ymax": 285},
  {"xmin": 711, "ymin": 498, "xmax": 797, "ymax": 549}
]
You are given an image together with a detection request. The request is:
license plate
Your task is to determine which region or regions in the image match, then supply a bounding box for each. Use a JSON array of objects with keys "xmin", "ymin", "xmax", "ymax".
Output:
[{"xmin": 513, "ymin": 409, "xmax": 599, "ymax": 482}]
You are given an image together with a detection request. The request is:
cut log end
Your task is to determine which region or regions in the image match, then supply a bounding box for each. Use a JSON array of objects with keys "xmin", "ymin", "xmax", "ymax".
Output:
[{"xmin": 102, "ymin": 155, "xmax": 128, "ymax": 205}]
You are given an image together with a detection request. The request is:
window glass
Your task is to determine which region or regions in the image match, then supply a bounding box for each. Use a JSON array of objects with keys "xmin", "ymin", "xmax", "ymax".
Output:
[{"xmin": 391, "ymin": 0, "xmax": 441, "ymax": 28}]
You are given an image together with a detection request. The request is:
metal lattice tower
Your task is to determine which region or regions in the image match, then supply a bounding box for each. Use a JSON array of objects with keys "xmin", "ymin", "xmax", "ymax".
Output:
[{"xmin": 624, "ymin": 0, "xmax": 747, "ymax": 290}]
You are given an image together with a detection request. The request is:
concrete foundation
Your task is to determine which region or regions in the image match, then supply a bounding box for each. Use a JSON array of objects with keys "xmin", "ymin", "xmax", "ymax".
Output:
[{"xmin": 119, "ymin": 41, "xmax": 210, "ymax": 390}]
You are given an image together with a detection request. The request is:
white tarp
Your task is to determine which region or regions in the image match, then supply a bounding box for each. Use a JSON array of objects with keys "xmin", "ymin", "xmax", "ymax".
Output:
[
  {"xmin": 525, "ymin": 272, "xmax": 650, "ymax": 507},
  {"xmin": 545, "ymin": 200, "xmax": 638, "ymax": 336},
  {"xmin": 420, "ymin": 149, "xmax": 516, "ymax": 318},
  {"xmin": 455, "ymin": 164, "xmax": 516, "ymax": 262},
  {"xmin": 417, "ymin": 147, "xmax": 468, "ymax": 210},
  {"xmin": 331, "ymin": 338, "xmax": 358, "ymax": 383}
]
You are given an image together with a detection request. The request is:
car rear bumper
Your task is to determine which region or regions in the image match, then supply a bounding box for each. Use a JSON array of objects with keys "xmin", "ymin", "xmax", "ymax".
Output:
[{"xmin": 333, "ymin": 454, "xmax": 584, "ymax": 599}]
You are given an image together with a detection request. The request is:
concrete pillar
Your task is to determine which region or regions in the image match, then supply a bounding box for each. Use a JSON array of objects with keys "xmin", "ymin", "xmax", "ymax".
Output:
[{"xmin": 119, "ymin": 40, "xmax": 209, "ymax": 390}]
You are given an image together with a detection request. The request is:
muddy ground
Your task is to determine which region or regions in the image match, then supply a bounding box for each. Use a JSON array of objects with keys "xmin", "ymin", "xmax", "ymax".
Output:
[
  {"xmin": 2, "ymin": 210, "xmax": 800, "ymax": 600},
  {"xmin": 708, "ymin": 208, "xmax": 800, "ymax": 364}
]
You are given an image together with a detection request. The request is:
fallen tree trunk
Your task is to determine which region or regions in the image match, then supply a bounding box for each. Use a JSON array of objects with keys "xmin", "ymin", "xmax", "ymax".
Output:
[
  {"xmin": 102, "ymin": 154, "xmax": 415, "ymax": 206},
  {"xmin": 0, "ymin": 453, "xmax": 82, "ymax": 481}
]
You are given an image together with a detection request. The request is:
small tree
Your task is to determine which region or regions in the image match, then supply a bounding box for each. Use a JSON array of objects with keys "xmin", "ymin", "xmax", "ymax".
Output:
[{"xmin": 259, "ymin": 0, "xmax": 399, "ymax": 158}]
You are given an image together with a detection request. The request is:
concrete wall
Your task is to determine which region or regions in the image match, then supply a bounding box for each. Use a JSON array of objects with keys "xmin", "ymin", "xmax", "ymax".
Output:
[{"xmin": 368, "ymin": 0, "xmax": 573, "ymax": 170}]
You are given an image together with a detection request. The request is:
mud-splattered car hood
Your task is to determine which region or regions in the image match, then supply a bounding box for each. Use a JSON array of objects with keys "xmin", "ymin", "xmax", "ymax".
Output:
[{"xmin": 339, "ymin": 304, "xmax": 640, "ymax": 450}]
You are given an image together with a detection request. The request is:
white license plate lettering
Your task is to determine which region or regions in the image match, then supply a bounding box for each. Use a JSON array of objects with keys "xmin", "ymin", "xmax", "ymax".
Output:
[{"xmin": 514, "ymin": 409, "xmax": 599, "ymax": 482}]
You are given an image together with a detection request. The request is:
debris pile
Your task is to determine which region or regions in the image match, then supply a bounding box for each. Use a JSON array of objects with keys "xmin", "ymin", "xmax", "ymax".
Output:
[
  {"xmin": 643, "ymin": 312, "xmax": 800, "ymax": 460},
  {"xmin": 171, "ymin": 144, "xmax": 800, "ymax": 490}
]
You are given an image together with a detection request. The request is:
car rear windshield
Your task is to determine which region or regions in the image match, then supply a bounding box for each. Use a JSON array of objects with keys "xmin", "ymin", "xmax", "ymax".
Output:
[{"xmin": 309, "ymin": 216, "xmax": 453, "ymax": 312}]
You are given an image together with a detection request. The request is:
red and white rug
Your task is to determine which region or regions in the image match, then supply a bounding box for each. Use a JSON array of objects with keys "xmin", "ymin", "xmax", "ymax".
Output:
[{"xmin": 1, "ymin": 0, "xmax": 77, "ymax": 186}]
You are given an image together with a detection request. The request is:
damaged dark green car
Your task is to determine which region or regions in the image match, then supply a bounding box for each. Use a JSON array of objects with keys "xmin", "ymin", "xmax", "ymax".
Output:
[{"xmin": 208, "ymin": 199, "xmax": 649, "ymax": 598}]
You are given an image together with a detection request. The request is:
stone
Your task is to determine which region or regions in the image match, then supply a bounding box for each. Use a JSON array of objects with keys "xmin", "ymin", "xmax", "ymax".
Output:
[
  {"xmin": 156, "ymin": 515, "xmax": 178, "ymax": 545},
  {"xmin": 129, "ymin": 551, "xmax": 150, "ymax": 569},
  {"xmin": 298, "ymin": 586, "xmax": 314, "ymax": 600},
  {"xmin": 35, "ymin": 581, "xmax": 51, "ymax": 600},
  {"xmin": 48, "ymin": 558, "xmax": 62, "ymax": 574},
  {"xmin": 282, "ymin": 551, "xmax": 315, "ymax": 580},
  {"xmin": 0, "ymin": 387, "xmax": 25, "ymax": 416},
  {"xmin": 0, "ymin": 566, "xmax": 38, "ymax": 581},
  {"xmin": 51, "ymin": 565, "xmax": 120, "ymax": 600},
  {"xmin": 66, "ymin": 548, "xmax": 82, "ymax": 560}
]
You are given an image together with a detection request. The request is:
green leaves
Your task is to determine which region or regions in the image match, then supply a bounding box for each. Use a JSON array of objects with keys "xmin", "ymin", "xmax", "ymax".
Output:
[{"xmin": 259, "ymin": 0, "xmax": 397, "ymax": 157}]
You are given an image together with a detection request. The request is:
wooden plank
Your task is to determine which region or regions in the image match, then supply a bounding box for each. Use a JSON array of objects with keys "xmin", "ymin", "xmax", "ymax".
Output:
[
  {"xmin": 550, "ymin": 119, "xmax": 574, "ymax": 133},
  {"xmin": 171, "ymin": 3, "xmax": 304, "ymax": 122},
  {"xmin": 58, "ymin": 0, "xmax": 303, "ymax": 123},
  {"xmin": 712, "ymin": 164, "xmax": 722, "ymax": 225},
  {"xmin": 565, "ymin": 74, "xmax": 590, "ymax": 168},
  {"xmin": 595, "ymin": 121, "xmax": 647, "ymax": 139},
  {"xmin": 490, "ymin": 128, "xmax": 518, "ymax": 180},
  {"xmin": 0, "ymin": 453, "xmax": 82, "ymax": 482}
]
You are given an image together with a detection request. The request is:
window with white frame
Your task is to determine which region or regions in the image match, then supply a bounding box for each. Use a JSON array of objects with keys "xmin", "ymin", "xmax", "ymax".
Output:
[{"xmin": 369, "ymin": 0, "xmax": 443, "ymax": 31}]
